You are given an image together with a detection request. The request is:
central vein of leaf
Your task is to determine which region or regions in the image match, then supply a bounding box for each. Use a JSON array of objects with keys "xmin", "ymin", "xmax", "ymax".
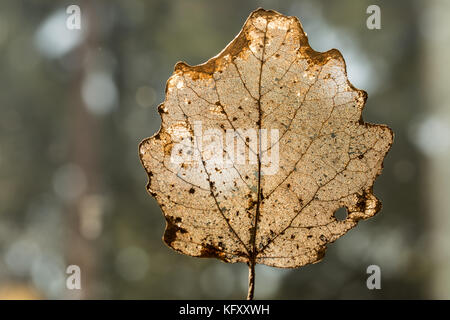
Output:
[{"xmin": 251, "ymin": 22, "xmax": 268, "ymax": 262}]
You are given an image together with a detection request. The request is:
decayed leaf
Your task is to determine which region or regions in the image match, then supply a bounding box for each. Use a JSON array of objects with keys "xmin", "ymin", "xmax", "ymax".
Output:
[{"xmin": 139, "ymin": 8, "xmax": 393, "ymax": 282}]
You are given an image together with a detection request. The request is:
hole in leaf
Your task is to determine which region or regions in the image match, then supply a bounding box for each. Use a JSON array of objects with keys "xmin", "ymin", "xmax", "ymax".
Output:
[{"xmin": 334, "ymin": 207, "xmax": 348, "ymax": 221}]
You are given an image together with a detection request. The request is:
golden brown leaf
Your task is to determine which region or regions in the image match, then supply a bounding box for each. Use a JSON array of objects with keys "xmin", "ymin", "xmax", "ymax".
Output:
[{"xmin": 139, "ymin": 8, "xmax": 393, "ymax": 278}]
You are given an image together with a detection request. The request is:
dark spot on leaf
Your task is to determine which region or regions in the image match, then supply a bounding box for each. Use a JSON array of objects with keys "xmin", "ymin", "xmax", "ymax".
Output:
[
  {"xmin": 158, "ymin": 107, "xmax": 167, "ymax": 116},
  {"xmin": 316, "ymin": 247, "xmax": 326, "ymax": 261},
  {"xmin": 356, "ymin": 191, "xmax": 367, "ymax": 212},
  {"xmin": 164, "ymin": 216, "xmax": 188, "ymax": 246},
  {"xmin": 200, "ymin": 244, "xmax": 227, "ymax": 261}
]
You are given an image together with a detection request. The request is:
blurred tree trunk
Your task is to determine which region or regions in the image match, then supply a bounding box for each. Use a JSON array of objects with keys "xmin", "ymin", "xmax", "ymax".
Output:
[
  {"xmin": 424, "ymin": 0, "xmax": 450, "ymax": 299},
  {"xmin": 65, "ymin": 1, "xmax": 100, "ymax": 299}
]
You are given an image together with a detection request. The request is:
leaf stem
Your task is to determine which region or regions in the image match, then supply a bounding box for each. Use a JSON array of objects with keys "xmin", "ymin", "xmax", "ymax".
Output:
[{"xmin": 247, "ymin": 261, "xmax": 255, "ymax": 300}]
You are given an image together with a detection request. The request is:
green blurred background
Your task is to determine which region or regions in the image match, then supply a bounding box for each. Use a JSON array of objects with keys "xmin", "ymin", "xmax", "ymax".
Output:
[{"xmin": 1, "ymin": 0, "xmax": 450, "ymax": 299}]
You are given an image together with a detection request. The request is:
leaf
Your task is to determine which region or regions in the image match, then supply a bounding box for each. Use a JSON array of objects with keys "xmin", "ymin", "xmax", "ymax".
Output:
[{"xmin": 139, "ymin": 8, "xmax": 393, "ymax": 298}]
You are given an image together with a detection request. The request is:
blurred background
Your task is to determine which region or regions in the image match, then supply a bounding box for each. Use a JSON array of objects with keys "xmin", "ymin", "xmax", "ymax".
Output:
[{"xmin": 0, "ymin": 0, "xmax": 449, "ymax": 299}]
